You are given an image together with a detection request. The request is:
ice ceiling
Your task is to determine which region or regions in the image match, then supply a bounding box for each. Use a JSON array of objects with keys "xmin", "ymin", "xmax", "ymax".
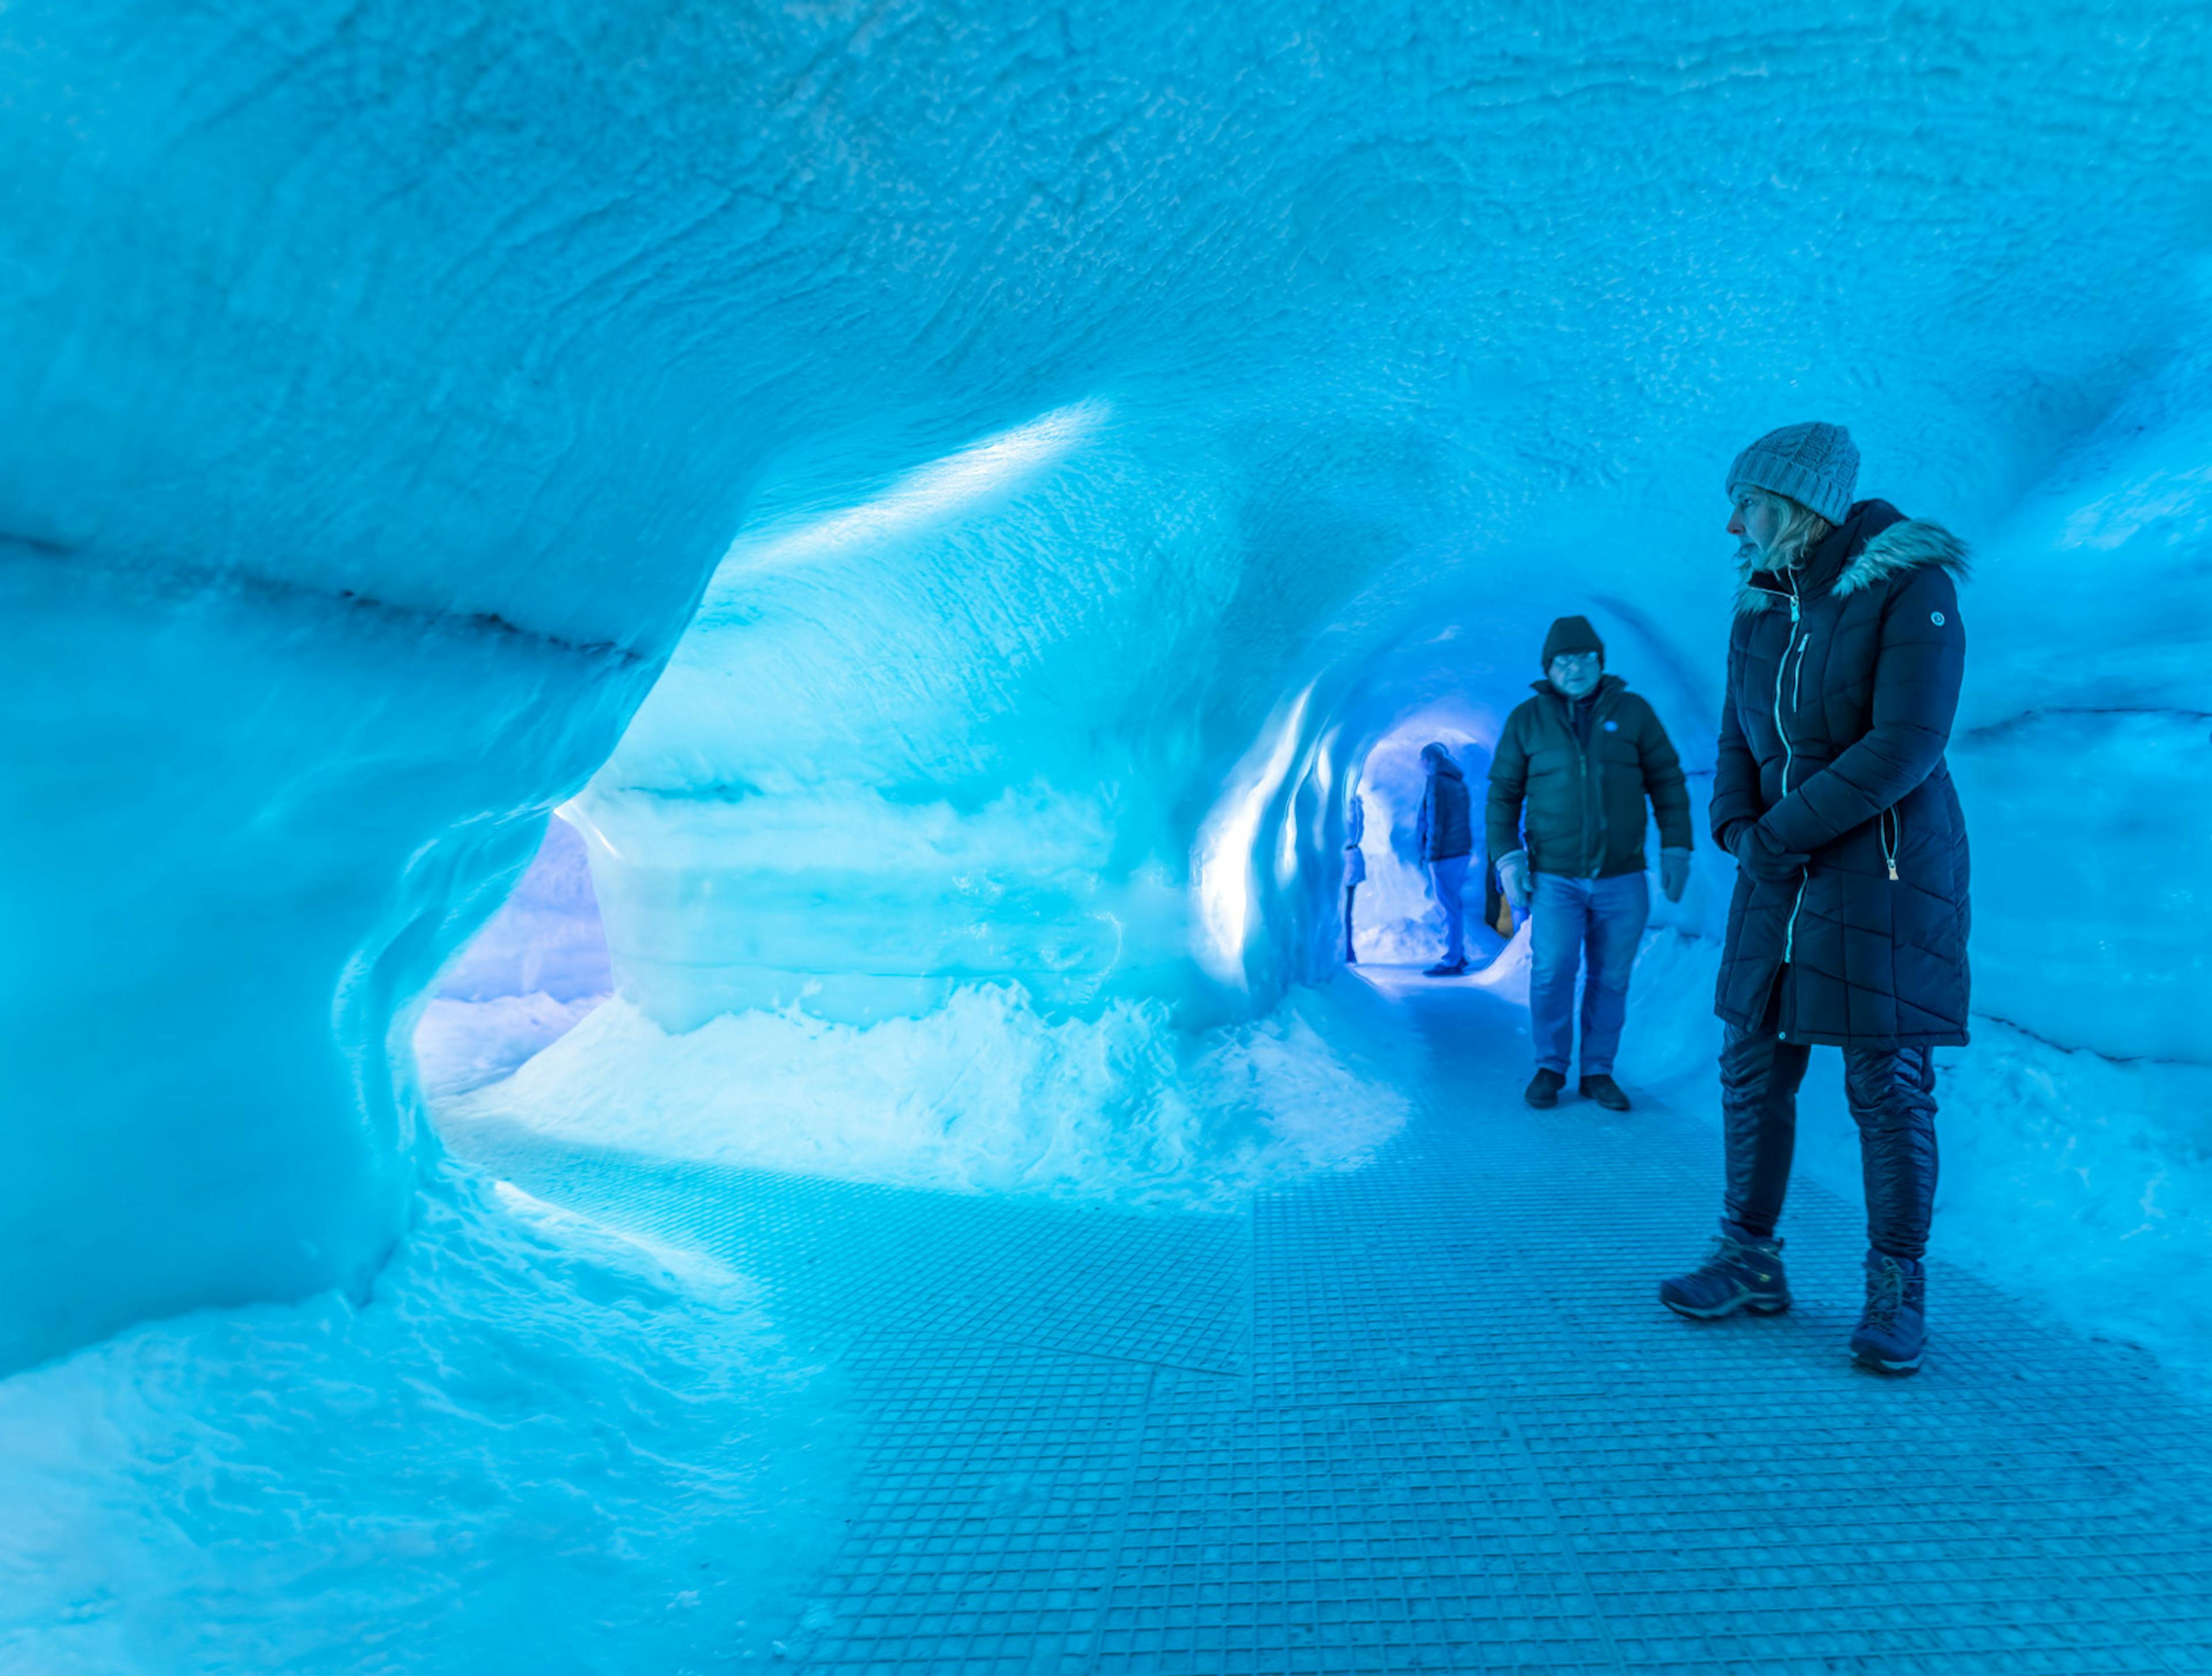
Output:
[{"xmin": 3, "ymin": 0, "xmax": 2209, "ymax": 1371}]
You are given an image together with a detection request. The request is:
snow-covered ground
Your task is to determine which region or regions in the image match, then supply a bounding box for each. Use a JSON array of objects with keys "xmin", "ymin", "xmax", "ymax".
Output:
[
  {"xmin": 444, "ymin": 981, "xmax": 1410, "ymax": 1212},
  {"xmin": 415, "ymin": 993, "xmax": 606, "ymax": 1102},
  {"xmin": 0, "ymin": 1170, "xmax": 844, "ymax": 1675}
]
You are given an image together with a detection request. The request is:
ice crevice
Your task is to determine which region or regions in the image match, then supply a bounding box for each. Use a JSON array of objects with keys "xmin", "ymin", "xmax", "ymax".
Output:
[{"xmin": 1956, "ymin": 703, "xmax": 2212, "ymax": 744}]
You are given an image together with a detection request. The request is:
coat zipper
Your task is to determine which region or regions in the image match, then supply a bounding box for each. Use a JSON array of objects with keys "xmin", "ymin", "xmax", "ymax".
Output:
[
  {"xmin": 1773, "ymin": 589, "xmax": 1798, "ymax": 796},
  {"xmin": 1881, "ymin": 807, "xmax": 1900, "ymax": 881},
  {"xmin": 1574, "ymin": 709, "xmax": 1589, "ymax": 877},
  {"xmin": 1565, "ymin": 689, "xmax": 1603, "ymax": 879},
  {"xmin": 1775, "ymin": 581, "xmax": 1808, "ymax": 990},
  {"xmin": 1588, "ymin": 688, "xmax": 1611, "ymax": 876}
]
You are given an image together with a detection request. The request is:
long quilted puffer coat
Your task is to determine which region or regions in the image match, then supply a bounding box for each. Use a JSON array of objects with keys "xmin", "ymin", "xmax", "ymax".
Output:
[{"xmin": 1710, "ymin": 499, "xmax": 1972, "ymax": 1049}]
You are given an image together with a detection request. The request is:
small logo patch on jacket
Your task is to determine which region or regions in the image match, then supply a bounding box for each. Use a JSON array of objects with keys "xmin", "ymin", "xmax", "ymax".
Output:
[
  {"xmin": 1603, "ymin": 718, "xmax": 1620, "ymax": 732},
  {"xmin": 1930, "ymin": 611, "xmax": 1945, "ymax": 626}
]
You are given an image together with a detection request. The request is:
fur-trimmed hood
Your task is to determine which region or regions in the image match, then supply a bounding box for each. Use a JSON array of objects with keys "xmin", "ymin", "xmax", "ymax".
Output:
[
  {"xmin": 1831, "ymin": 517, "xmax": 1971, "ymax": 596},
  {"xmin": 1737, "ymin": 502, "xmax": 1971, "ymax": 615}
]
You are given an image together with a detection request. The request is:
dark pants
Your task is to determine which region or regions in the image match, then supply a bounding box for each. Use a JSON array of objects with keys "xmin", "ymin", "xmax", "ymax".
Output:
[{"xmin": 1721, "ymin": 977, "xmax": 1941, "ymax": 1261}]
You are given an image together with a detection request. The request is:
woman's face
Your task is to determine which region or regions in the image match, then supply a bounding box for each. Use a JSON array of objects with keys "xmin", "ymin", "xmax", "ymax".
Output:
[{"xmin": 1728, "ymin": 491, "xmax": 1783, "ymax": 563}]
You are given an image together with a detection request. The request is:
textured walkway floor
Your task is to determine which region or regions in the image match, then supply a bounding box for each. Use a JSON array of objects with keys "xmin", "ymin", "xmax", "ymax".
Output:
[{"xmin": 445, "ymin": 978, "xmax": 2212, "ymax": 1675}]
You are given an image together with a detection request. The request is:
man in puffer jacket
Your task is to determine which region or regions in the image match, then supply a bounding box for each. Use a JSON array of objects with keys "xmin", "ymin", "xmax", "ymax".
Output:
[
  {"xmin": 1413, "ymin": 743, "xmax": 1474, "ymax": 975},
  {"xmin": 1487, "ymin": 617, "xmax": 1692, "ymax": 1112},
  {"xmin": 1660, "ymin": 421, "xmax": 1970, "ymax": 1378}
]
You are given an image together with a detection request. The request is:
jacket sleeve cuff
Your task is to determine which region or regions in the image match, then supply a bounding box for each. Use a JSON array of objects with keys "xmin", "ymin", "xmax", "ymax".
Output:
[{"xmin": 1497, "ymin": 849, "xmax": 1527, "ymax": 870}]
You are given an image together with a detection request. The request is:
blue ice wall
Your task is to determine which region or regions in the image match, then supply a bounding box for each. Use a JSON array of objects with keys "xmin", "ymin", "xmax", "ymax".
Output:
[{"xmin": 4, "ymin": 0, "xmax": 2209, "ymax": 1368}]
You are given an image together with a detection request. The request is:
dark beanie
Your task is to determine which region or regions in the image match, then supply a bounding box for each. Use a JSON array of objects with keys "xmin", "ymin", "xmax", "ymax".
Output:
[{"xmin": 1540, "ymin": 615, "xmax": 1604, "ymax": 669}]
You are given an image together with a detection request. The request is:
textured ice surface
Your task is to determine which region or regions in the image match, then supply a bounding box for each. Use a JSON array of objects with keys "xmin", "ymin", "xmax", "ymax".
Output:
[
  {"xmin": 563, "ymin": 402, "xmax": 1234, "ymax": 1031},
  {"xmin": 0, "ymin": 1168, "xmax": 842, "ymax": 1674},
  {"xmin": 2, "ymin": 24, "xmax": 2209, "ymax": 1671},
  {"xmin": 8, "ymin": 0, "xmax": 2211, "ymax": 1368},
  {"xmin": 0, "ymin": 569, "xmax": 638, "ymax": 1370}
]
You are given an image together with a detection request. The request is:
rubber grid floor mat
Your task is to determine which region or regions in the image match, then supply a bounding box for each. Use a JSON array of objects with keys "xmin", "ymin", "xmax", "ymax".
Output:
[{"xmin": 442, "ymin": 981, "xmax": 2212, "ymax": 1674}]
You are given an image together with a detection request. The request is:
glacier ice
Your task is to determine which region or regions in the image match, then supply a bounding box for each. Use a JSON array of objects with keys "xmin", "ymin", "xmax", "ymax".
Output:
[
  {"xmin": 7, "ymin": 0, "xmax": 2209, "ymax": 1368},
  {"xmin": 3, "ymin": 0, "xmax": 2211, "ymax": 1662},
  {"xmin": 0, "ymin": 1166, "xmax": 844, "ymax": 1670}
]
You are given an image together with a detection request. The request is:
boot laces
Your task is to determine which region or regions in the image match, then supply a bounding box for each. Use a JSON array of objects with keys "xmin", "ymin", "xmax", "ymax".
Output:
[
  {"xmin": 1707, "ymin": 1231, "xmax": 1765, "ymax": 1278},
  {"xmin": 1865, "ymin": 1257, "xmax": 1908, "ymax": 1330}
]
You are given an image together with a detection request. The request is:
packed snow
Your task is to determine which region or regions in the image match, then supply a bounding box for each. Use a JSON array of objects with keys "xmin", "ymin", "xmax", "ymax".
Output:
[
  {"xmin": 0, "ymin": 1168, "xmax": 843, "ymax": 1674},
  {"xmin": 444, "ymin": 982, "xmax": 1410, "ymax": 1212}
]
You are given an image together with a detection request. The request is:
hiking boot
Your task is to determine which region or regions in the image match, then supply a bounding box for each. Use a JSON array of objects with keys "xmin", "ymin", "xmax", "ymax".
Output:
[
  {"xmin": 1851, "ymin": 1253, "xmax": 1927, "ymax": 1375},
  {"xmin": 1660, "ymin": 1221, "xmax": 1792, "ymax": 1319},
  {"xmin": 1423, "ymin": 959, "xmax": 1469, "ymax": 977},
  {"xmin": 1579, "ymin": 1073, "xmax": 1631, "ymax": 1111},
  {"xmin": 1523, "ymin": 1068, "xmax": 1566, "ymax": 1108}
]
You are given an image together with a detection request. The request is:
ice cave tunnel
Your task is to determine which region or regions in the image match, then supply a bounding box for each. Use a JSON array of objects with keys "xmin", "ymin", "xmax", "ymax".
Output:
[{"xmin": 3, "ymin": 2, "xmax": 2210, "ymax": 1671}]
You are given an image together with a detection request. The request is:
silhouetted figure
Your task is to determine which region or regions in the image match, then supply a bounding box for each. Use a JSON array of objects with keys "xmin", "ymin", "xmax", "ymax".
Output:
[
  {"xmin": 1414, "ymin": 743, "xmax": 1474, "ymax": 975},
  {"xmin": 1660, "ymin": 421, "xmax": 1971, "ymax": 1378},
  {"xmin": 1342, "ymin": 788, "xmax": 1366, "ymax": 963},
  {"xmin": 1487, "ymin": 616, "xmax": 1691, "ymax": 1111}
]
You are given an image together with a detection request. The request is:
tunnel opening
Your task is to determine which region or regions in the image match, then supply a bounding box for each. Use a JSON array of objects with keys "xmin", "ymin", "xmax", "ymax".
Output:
[
  {"xmin": 1343, "ymin": 708, "xmax": 1509, "ymax": 972},
  {"xmin": 408, "ymin": 408, "xmax": 1422, "ymax": 1214},
  {"xmin": 412, "ymin": 812, "xmax": 613, "ymax": 1103}
]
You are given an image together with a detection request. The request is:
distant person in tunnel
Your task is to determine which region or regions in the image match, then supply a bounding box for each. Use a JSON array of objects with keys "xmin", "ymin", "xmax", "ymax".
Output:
[
  {"xmin": 1342, "ymin": 786, "xmax": 1366, "ymax": 964},
  {"xmin": 1414, "ymin": 743, "xmax": 1474, "ymax": 975},
  {"xmin": 1487, "ymin": 616, "xmax": 1692, "ymax": 1112},
  {"xmin": 1660, "ymin": 422, "xmax": 1970, "ymax": 1379}
]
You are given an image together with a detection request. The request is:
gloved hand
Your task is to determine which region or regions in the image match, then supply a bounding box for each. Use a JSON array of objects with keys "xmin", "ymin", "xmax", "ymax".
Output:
[
  {"xmin": 1660, "ymin": 848, "xmax": 1692, "ymax": 903},
  {"xmin": 1496, "ymin": 850, "xmax": 1531, "ymax": 910},
  {"xmin": 1730, "ymin": 822, "xmax": 1809, "ymax": 883}
]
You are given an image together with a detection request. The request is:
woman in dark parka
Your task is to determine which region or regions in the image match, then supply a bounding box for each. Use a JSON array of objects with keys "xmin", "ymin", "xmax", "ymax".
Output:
[{"xmin": 1659, "ymin": 422, "xmax": 1971, "ymax": 1376}]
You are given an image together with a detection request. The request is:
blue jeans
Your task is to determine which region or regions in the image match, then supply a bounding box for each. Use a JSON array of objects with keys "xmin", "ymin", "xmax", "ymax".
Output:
[
  {"xmin": 1429, "ymin": 856, "xmax": 1469, "ymax": 965},
  {"xmin": 1529, "ymin": 872, "xmax": 1649, "ymax": 1076}
]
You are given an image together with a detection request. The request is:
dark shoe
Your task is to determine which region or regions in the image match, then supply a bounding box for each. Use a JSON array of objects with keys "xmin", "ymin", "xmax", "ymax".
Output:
[
  {"xmin": 1851, "ymin": 1253, "xmax": 1927, "ymax": 1374},
  {"xmin": 1523, "ymin": 1069, "xmax": 1566, "ymax": 1108},
  {"xmin": 1660, "ymin": 1221, "xmax": 1792, "ymax": 1319},
  {"xmin": 1579, "ymin": 1073, "xmax": 1631, "ymax": 1111},
  {"xmin": 1422, "ymin": 960, "xmax": 1469, "ymax": 977}
]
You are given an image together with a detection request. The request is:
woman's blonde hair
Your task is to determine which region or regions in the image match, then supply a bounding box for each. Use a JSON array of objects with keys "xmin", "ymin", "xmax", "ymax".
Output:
[{"xmin": 1740, "ymin": 487, "xmax": 1832, "ymax": 570}]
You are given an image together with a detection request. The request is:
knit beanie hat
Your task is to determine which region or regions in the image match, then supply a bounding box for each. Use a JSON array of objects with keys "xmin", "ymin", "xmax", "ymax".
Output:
[
  {"xmin": 1540, "ymin": 615, "xmax": 1605, "ymax": 670},
  {"xmin": 1726, "ymin": 422, "xmax": 1859, "ymax": 525}
]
